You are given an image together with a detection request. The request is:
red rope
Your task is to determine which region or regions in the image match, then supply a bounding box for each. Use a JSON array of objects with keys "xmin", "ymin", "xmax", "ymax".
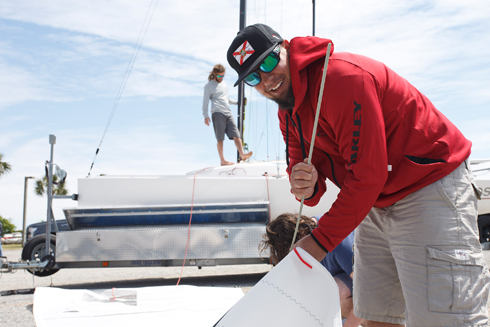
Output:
[
  {"xmin": 294, "ymin": 248, "xmax": 312, "ymax": 269},
  {"xmin": 111, "ymin": 287, "xmax": 116, "ymax": 301},
  {"xmin": 176, "ymin": 167, "xmax": 209, "ymax": 285}
]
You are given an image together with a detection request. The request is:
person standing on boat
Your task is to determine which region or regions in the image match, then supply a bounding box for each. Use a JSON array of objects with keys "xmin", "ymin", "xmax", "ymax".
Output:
[
  {"xmin": 202, "ymin": 64, "xmax": 252, "ymax": 166},
  {"xmin": 227, "ymin": 24, "xmax": 489, "ymax": 326}
]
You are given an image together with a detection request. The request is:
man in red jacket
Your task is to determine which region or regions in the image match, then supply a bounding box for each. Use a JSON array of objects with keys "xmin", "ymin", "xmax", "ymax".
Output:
[{"xmin": 227, "ymin": 24, "xmax": 489, "ymax": 326}]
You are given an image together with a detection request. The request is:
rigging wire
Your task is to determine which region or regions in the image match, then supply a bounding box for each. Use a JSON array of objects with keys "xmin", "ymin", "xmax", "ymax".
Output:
[
  {"xmin": 294, "ymin": 0, "xmax": 307, "ymax": 35},
  {"xmin": 267, "ymin": 103, "xmax": 280, "ymax": 160},
  {"xmin": 245, "ymin": 86, "xmax": 255, "ymax": 154},
  {"xmin": 254, "ymin": 105, "xmax": 268, "ymax": 156},
  {"xmin": 280, "ymin": 0, "xmax": 283, "ymax": 33},
  {"xmin": 336, "ymin": 0, "xmax": 345, "ymax": 42},
  {"xmin": 243, "ymin": 0, "xmax": 286, "ymax": 163},
  {"xmin": 87, "ymin": 0, "xmax": 160, "ymax": 177},
  {"xmin": 266, "ymin": 99, "xmax": 269, "ymax": 160}
]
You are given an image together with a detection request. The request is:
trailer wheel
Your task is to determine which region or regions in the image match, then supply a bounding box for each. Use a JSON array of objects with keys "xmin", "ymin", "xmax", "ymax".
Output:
[
  {"xmin": 478, "ymin": 214, "xmax": 490, "ymax": 243},
  {"xmin": 21, "ymin": 234, "xmax": 59, "ymax": 277}
]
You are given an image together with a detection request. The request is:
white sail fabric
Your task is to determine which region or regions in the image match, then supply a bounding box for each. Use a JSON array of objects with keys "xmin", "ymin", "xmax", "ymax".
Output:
[
  {"xmin": 33, "ymin": 285, "xmax": 243, "ymax": 327},
  {"xmin": 214, "ymin": 247, "xmax": 342, "ymax": 327}
]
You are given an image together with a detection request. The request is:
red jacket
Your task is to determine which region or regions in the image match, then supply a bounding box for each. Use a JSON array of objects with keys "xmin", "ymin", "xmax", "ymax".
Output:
[{"xmin": 280, "ymin": 36, "xmax": 471, "ymax": 252}]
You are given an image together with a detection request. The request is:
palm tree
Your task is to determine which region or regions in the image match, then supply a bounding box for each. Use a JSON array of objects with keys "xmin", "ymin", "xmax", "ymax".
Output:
[
  {"xmin": 35, "ymin": 175, "xmax": 68, "ymax": 196},
  {"xmin": 0, "ymin": 153, "xmax": 12, "ymax": 178}
]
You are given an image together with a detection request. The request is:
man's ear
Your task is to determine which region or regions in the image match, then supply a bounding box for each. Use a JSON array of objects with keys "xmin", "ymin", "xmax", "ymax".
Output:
[{"xmin": 282, "ymin": 39, "xmax": 290, "ymax": 50}]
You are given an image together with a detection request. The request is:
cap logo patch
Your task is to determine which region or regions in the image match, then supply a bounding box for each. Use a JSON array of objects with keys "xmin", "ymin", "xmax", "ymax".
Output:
[{"xmin": 233, "ymin": 40, "xmax": 255, "ymax": 65}]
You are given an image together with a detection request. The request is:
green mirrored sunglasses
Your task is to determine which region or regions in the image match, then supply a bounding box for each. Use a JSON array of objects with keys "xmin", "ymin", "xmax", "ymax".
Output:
[{"xmin": 243, "ymin": 45, "xmax": 281, "ymax": 86}]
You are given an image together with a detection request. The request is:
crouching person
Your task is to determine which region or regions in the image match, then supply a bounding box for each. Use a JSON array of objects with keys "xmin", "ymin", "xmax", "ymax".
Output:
[{"xmin": 260, "ymin": 213, "xmax": 364, "ymax": 327}]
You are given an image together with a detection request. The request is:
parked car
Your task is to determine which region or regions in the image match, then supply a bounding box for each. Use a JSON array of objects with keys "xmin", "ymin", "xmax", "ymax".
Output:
[
  {"xmin": 1, "ymin": 233, "xmax": 12, "ymax": 244},
  {"xmin": 26, "ymin": 219, "xmax": 70, "ymax": 242},
  {"xmin": 1, "ymin": 233, "xmax": 22, "ymax": 244}
]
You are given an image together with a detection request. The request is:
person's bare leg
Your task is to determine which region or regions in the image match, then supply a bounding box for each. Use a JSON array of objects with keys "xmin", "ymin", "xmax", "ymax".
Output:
[
  {"xmin": 335, "ymin": 277, "xmax": 364, "ymax": 327},
  {"xmin": 366, "ymin": 322, "xmax": 403, "ymax": 327},
  {"xmin": 233, "ymin": 137, "xmax": 252, "ymax": 161},
  {"xmin": 217, "ymin": 141, "xmax": 234, "ymax": 166}
]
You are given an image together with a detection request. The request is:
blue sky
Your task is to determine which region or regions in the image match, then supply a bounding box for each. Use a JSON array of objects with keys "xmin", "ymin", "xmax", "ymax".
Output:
[{"xmin": 0, "ymin": 0, "xmax": 489, "ymax": 230}]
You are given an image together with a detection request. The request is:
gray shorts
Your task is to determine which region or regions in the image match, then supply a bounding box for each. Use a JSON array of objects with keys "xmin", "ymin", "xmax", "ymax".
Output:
[
  {"xmin": 353, "ymin": 160, "xmax": 490, "ymax": 326},
  {"xmin": 212, "ymin": 111, "xmax": 240, "ymax": 141}
]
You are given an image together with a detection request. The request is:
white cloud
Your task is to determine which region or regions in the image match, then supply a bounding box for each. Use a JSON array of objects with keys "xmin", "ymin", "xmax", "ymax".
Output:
[
  {"xmin": 1, "ymin": 0, "xmax": 486, "ymax": 104},
  {"xmin": 0, "ymin": 123, "xmax": 219, "ymax": 229},
  {"xmin": 0, "ymin": 0, "xmax": 489, "ymax": 230},
  {"xmin": 0, "ymin": 0, "xmax": 240, "ymax": 63},
  {"xmin": 459, "ymin": 118, "xmax": 490, "ymax": 159},
  {"xmin": 0, "ymin": 62, "xmax": 58, "ymax": 108}
]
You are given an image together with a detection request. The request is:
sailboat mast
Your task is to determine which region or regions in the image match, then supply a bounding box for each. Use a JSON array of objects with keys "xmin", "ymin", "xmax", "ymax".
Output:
[
  {"xmin": 312, "ymin": 0, "xmax": 315, "ymax": 36},
  {"xmin": 237, "ymin": 0, "xmax": 246, "ymax": 162}
]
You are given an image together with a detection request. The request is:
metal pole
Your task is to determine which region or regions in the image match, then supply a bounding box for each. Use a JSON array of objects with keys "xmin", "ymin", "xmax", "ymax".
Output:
[
  {"xmin": 312, "ymin": 0, "xmax": 315, "ymax": 36},
  {"xmin": 22, "ymin": 176, "xmax": 35, "ymax": 246},
  {"xmin": 237, "ymin": 0, "xmax": 246, "ymax": 162},
  {"xmin": 45, "ymin": 135, "xmax": 56, "ymax": 256}
]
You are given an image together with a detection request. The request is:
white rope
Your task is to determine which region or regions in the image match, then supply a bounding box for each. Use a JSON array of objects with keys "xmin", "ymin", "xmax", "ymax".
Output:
[{"xmin": 290, "ymin": 43, "xmax": 332, "ymax": 252}]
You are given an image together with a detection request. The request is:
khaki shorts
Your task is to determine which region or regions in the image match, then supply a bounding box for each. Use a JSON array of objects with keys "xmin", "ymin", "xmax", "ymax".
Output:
[{"xmin": 353, "ymin": 161, "xmax": 490, "ymax": 326}]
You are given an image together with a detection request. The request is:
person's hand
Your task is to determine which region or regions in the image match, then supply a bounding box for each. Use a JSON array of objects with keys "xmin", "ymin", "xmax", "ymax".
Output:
[
  {"xmin": 294, "ymin": 234, "xmax": 327, "ymax": 262},
  {"xmin": 204, "ymin": 118, "xmax": 210, "ymax": 126},
  {"xmin": 290, "ymin": 159, "xmax": 318, "ymax": 199}
]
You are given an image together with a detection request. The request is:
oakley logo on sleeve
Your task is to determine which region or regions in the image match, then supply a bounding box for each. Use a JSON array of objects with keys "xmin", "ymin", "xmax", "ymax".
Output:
[{"xmin": 351, "ymin": 101, "xmax": 361, "ymax": 163}]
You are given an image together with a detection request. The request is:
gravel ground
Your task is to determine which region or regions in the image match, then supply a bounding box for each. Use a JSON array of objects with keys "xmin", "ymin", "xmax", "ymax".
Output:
[{"xmin": 2, "ymin": 246, "xmax": 490, "ymax": 326}]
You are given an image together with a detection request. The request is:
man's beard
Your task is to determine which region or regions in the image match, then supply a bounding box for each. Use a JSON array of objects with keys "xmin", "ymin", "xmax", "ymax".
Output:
[{"xmin": 273, "ymin": 84, "xmax": 295, "ymax": 111}]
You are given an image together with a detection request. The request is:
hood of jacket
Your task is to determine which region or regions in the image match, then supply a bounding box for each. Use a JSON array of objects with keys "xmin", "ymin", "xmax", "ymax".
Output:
[{"xmin": 288, "ymin": 36, "xmax": 334, "ymax": 116}]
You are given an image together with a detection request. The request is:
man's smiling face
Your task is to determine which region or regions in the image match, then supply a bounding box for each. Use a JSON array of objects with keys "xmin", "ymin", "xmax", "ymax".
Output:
[{"xmin": 253, "ymin": 41, "xmax": 295, "ymax": 110}]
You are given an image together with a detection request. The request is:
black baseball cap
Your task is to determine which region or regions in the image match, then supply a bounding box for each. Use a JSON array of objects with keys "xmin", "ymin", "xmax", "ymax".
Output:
[{"xmin": 227, "ymin": 24, "xmax": 283, "ymax": 87}]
